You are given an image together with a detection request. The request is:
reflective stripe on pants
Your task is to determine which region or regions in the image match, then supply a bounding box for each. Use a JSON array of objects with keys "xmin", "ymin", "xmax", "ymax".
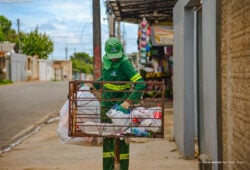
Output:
[
  {"xmin": 103, "ymin": 138, "xmax": 129, "ymax": 170},
  {"xmin": 103, "ymin": 152, "xmax": 129, "ymax": 160}
]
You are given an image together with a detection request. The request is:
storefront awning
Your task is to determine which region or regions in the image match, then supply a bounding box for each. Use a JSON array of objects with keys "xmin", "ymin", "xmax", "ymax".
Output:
[{"xmin": 105, "ymin": 0, "xmax": 177, "ymax": 24}]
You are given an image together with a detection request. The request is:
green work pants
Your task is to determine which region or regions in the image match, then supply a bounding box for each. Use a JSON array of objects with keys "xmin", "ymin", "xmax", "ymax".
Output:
[
  {"xmin": 103, "ymin": 138, "xmax": 129, "ymax": 170},
  {"xmin": 101, "ymin": 101, "xmax": 129, "ymax": 170}
]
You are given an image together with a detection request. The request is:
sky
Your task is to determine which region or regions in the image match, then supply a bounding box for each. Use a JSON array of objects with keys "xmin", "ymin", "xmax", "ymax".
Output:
[{"xmin": 0, "ymin": 0, "xmax": 139, "ymax": 60}]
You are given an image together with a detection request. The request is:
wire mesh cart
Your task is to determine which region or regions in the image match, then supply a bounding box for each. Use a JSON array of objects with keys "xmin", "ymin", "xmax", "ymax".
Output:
[{"xmin": 68, "ymin": 80, "xmax": 165, "ymax": 169}]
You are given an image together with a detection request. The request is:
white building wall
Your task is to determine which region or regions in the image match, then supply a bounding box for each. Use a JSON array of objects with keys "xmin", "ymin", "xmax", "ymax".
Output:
[
  {"xmin": 173, "ymin": 0, "xmax": 218, "ymax": 168},
  {"xmin": 10, "ymin": 53, "xmax": 27, "ymax": 82},
  {"xmin": 201, "ymin": 0, "xmax": 218, "ymax": 168},
  {"xmin": 39, "ymin": 60, "xmax": 54, "ymax": 81},
  {"xmin": 173, "ymin": 0, "xmax": 195, "ymax": 158}
]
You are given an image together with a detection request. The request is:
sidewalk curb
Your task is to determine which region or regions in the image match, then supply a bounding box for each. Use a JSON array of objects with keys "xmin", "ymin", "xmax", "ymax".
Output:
[{"xmin": 0, "ymin": 112, "xmax": 59, "ymax": 153}]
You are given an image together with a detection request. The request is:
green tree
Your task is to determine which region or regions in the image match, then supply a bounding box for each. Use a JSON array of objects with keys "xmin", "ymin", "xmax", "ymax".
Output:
[
  {"xmin": 0, "ymin": 29, "xmax": 4, "ymax": 41},
  {"xmin": 21, "ymin": 26, "xmax": 53, "ymax": 59},
  {"xmin": 70, "ymin": 52, "xmax": 93, "ymax": 74},
  {"xmin": 0, "ymin": 15, "xmax": 17, "ymax": 42},
  {"xmin": 6, "ymin": 28, "xmax": 18, "ymax": 42},
  {"xmin": 0, "ymin": 16, "xmax": 53, "ymax": 58}
]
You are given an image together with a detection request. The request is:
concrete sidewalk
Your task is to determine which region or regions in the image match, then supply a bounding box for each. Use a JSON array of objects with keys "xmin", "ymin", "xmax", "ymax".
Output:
[{"xmin": 0, "ymin": 109, "xmax": 199, "ymax": 170}]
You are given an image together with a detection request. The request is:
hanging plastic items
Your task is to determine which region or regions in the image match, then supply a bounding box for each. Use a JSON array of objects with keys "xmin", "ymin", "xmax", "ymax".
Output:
[
  {"xmin": 138, "ymin": 17, "xmax": 149, "ymax": 65},
  {"xmin": 140, "ymin": 52, "xmax": 147, "ymax": 59},
  {"xmin": 140, "ymin": 47, "xmax": 146, "ymax": 53},
  {"xmin": 140, "ymin": 20, "xmax": 147, "ymax": 27},
  {"xmin": 140, "ymin": 40, "xmax": 147, "ymax": 47},
  {"xmin": 139, "ymin": 58, "xmax": 147, "ymax": 65},
  {"xmin": 141, "ymin": 34, "xmax": 147, "ymax": 41},
  {"xmin": 145, "ymin": 43, "xmax": 152, "ymax": 52},
  {"xmin": 147, "ymin": 26, "xmax": 151, "ymax": 36}
]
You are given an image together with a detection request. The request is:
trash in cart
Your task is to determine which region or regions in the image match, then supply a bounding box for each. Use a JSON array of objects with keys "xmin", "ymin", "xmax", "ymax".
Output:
[
  {"xmin": 68, "ymin": 80, "xmax": 165, "ymax": 138},
  {"xmin": 57, "ymin": 84, "xmax": 101, "ymax": 144}
]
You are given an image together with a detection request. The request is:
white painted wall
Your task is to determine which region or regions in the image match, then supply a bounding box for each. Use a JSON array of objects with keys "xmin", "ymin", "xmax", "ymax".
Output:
[
  {"xmin": 173, "ymin": 0, "xmax": 195, "ymax": 158},
  {"xmin": 201, "ymin": 0, "xmax": 218, "ymax": 169},
  {"xmin": 10, "ymin": 53, "xmax": 27, "ymax": 82},
  {"xmin": 39, "ymin": 60, "xmax": 54, "ymax": 81},
  {"xmin": 173, "ymin": 0, "xmax": 218, "ymax": 168}
]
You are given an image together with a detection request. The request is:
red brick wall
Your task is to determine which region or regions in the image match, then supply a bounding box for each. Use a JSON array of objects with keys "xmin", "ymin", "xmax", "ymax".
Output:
[{"xmin": 221, "ymin": 0, "xmax": 250, "ymax": 169}]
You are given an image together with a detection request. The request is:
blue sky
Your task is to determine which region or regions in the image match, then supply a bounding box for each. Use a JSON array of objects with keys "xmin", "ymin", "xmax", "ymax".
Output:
[{"xmin": 0, "ymin": 0, "xmax": 138, "ymax": 60}]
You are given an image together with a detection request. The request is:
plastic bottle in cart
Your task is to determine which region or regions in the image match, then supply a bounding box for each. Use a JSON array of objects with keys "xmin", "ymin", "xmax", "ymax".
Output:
[
  {"xmin": 131, "ymin": 127, "xmax": 150, "ymax": 137},
  {"xmin": 152, "ymin": 104, "xmax": 162, "ymax": 132},
  {"xmin": 153, "ymin": 104, "xmax": 162, "ymax": 119}
]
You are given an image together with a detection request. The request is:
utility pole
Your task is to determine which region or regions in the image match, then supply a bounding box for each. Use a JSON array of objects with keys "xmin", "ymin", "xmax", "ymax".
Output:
[
  {"xmin": 65, "ymin": 46, "xmax": 68, "ymax": 61},
  {"xmin": 93, "ymin": 0, "xmax": 102, "ymax": 80},
  {"xmin": 122, "ymin": 23, "xmax": 126, "ymax": 53},
  {"xmin": 17, "ymin": 19, "xmax": 20, "ymax": 53},
  {"xmin": 117, "ymin": 21, "xmax": 121, "ymax": 40},
  {"xmin": 108, "ymin": 13, "xmax": 115, "ymax": 37}
]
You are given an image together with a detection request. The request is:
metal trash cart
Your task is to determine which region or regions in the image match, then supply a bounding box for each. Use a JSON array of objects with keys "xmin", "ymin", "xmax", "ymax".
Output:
[{"xmin": 68, "ymin": 80, "xmax": 165, "ymax": 169}]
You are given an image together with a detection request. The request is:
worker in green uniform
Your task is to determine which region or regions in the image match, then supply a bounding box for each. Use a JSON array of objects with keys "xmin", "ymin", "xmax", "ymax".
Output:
[{"xmin": 94, "ymin": 37, "xmax": 146, "ymax": 170}]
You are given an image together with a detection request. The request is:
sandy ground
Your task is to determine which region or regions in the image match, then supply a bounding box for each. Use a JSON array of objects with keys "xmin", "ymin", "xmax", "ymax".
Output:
[{"xmin": 0, "ymin": 109, "xmax": 199, "ymax": 170}]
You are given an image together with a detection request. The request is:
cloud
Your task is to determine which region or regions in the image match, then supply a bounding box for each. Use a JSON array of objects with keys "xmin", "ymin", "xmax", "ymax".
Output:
[
  {"xmin": 39, "ymin": 23, "xmax": 55, "ymax": 30},
  {"xmin": 39, "ymin": 1, "xmax": 92, "ymax": 22},
  {"xmin": 0, "ymin": 0, "xmax": 32, "ymax": 2},
  {"xmin": 0, "ymin": 0, "xmax": 139, "ymax": 59}
]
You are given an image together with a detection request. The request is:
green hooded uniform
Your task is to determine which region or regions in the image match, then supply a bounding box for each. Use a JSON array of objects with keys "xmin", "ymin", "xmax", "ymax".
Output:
[{"xmin": 95, "ymin": 37, "xmax": 146, "ymax": 170}]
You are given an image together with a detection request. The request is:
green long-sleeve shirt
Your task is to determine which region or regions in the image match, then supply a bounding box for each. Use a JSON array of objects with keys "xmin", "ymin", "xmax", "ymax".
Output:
[{"xmin": 94, "ymin": 55, "xmax": 146, "ymax": 108}]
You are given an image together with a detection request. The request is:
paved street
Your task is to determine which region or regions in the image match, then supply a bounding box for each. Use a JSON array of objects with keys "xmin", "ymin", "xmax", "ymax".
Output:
[{"xmin": 0, "ymin": 81, "xmax": 68, "ymax": 148}]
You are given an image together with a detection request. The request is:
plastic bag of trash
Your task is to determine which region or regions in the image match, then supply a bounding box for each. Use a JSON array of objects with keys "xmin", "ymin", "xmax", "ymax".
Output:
[
  {"xmin": 76, "ymin": 85, "xmax": 101, "ymax": 124},
  {"xmin": 57, "ymin": 85, "xmax": 101, "ymax": 145},
  {"xmin": 131, "ymin": 107, "xmax": 152, "ymax": 122},
  {"xmin": 131, "ymin": 106, "xmax": 162, "ymax": 133},
  {"xmin": 56, "ymin": 100, "xmax": 93, "ymax": 144},
  {"xmin": 140, "ymin": 118, "xmax": 161, "ymax": 133},
  {"xmin": 78, "ymin": 122, "xmax": 117, "ymax": 136},
  {"xmin": 106, "ymin": 104, "xmax": 131, "ymax": 131}
]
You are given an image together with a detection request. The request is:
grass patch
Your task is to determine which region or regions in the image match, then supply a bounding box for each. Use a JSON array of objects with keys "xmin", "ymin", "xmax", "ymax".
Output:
[{"xmin": 0, "ymin": 79, "xmax": 13, "ymax": 85}]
